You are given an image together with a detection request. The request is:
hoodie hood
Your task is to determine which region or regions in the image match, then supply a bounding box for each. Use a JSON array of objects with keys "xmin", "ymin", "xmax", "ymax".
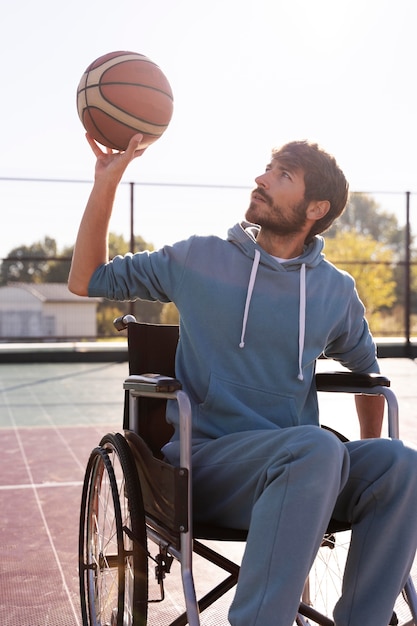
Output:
[
  {"xmin": 228, "ymin": 222, "xmax": 326, "ymax": 381},
  {"xmin": 227, "ymin": 221, "xmax": 326, "ymax": 269}
]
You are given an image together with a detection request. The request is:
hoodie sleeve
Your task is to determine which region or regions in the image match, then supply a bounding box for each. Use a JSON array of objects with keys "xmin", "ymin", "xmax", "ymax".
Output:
[
  {"xmin": 323, "ymin": 283, "xmax": 380, "ymax": 374},
  {"xmin": 88, "ymin": 239, "xmax": 191, "ymax": 302}
]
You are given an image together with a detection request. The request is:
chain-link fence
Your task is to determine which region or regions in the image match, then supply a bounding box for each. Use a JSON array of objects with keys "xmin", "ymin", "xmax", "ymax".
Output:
[{"xmin": 1, "ymin": 177, "xmax": 416, "ymax": 350}]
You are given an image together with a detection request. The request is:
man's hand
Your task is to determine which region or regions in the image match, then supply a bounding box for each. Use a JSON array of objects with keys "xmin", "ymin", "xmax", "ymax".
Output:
[{"xmin": 86, "ymin": 132, "xmax": 147, "ymax": 185}]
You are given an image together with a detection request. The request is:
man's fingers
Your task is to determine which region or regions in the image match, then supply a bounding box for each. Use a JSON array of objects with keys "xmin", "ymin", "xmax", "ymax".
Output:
[
  {"xmin": 86, "ymin": 131, "xmax": 146, "ymax": 165},
  {"xmin": 86, "ymin": 133, "xmax": 106, "ymax": 157},
  {"xmin": 126, "ymin": 133, "xmax": 145, "ymax": 156}
]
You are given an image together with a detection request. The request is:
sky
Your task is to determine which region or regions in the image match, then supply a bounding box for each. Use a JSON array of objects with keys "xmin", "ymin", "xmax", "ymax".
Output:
[{"xmin": 1, "ymin": 0, "xmax": 416, "ymax": 257}]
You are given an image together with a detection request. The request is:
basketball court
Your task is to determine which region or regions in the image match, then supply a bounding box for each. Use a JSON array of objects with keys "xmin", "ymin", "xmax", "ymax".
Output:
[{"xmin": 1, "ymin": 357, "xmax": 416, "ymax": 625}]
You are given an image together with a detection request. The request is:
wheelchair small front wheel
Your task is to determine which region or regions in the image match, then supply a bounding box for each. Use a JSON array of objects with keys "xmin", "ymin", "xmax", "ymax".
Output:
[{"xmin": 79, "ymin": 432, "xmax": 148, "ymax": 625}]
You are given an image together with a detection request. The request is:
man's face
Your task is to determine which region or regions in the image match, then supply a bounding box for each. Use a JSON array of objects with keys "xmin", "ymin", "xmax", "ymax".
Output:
[{"xmin": 246, "ymin": 158, "xmax": 309, "ymax": 236}]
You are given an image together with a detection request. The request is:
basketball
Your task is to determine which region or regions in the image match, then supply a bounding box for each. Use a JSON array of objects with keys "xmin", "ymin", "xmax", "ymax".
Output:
[{"xmin": 76, "ymin": 51, "xmax": 174, "ymax": 151}]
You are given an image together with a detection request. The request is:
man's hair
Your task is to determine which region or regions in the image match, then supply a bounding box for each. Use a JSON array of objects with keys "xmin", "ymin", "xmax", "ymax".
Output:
[{"xmin": 271, "ymin": 140, "xmax": 349, "ymax": 240}]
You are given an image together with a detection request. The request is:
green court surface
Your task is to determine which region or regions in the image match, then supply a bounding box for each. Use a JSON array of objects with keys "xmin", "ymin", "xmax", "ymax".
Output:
[{"xmin": 0, "ymin": 358, "xmax": 416, "ymax": 625}]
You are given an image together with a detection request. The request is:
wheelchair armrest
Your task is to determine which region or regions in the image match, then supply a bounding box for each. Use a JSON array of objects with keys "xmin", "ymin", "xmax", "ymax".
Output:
[
  {"xmin": 317, "ymin": 371, "xmax": 399, "ymax": 439},
  {"xmin": 124, "ymin": 373, "xmax": 182, "ymax": 393},
  {"xmin": 315, "ymin": 371, "xmax": 390, "ymax": 392}
]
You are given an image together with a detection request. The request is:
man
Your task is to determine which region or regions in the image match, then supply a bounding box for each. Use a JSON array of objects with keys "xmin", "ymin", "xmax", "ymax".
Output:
[{"xmin": 69, "ymin": 133, "xmax": 417, "ymax": 625}]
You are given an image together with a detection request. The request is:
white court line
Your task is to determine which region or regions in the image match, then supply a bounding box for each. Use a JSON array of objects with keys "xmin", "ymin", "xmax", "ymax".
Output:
[
  {"xmin": 1, "ymin": 387, "xmax": 82, "ymax": 626},
  {"xmin": 0, "ymin": 480, "xmax": 83, "ymax": 490}
]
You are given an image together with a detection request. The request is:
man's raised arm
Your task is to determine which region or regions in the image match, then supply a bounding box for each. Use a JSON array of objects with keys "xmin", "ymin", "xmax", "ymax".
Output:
[{"xmin": 68, "ymin": 133, "xmax": 146, "ymax": 296}]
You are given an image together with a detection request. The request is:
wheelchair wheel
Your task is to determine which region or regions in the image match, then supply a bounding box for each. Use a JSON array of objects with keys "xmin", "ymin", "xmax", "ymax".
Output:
[
  {"xmin": 79, "ymin": 432, "xmax": 148, "ymax": 625},
  {"xmin": 301, "ymin": 531, "xmax": 412, "ymax": 626},
  {"xmin": 300, "ymin": 529, "xmax": 351, "ymax": 625}
]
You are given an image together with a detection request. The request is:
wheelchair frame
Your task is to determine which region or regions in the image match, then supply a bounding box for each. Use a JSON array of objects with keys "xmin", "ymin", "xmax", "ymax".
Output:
[{"xmin": 78, "ymin": 317, "xmax": 417, "ymax": 626}]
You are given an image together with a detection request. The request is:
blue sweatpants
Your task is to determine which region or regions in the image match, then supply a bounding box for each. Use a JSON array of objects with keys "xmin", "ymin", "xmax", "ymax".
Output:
[{"xmin": 186, "ymin": 426, "xmax": 417, "ymax": 626}]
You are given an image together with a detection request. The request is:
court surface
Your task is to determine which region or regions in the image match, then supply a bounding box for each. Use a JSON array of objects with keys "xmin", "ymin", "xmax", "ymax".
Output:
[{"xmin": 1, "ymin": 357, "xmax": 416, "ymax": 625}]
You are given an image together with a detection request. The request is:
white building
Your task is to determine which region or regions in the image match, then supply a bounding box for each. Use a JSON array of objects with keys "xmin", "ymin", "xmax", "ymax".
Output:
[{"xmin": 0, "ymin": 283, "xmax": 100, "ymax": 339}]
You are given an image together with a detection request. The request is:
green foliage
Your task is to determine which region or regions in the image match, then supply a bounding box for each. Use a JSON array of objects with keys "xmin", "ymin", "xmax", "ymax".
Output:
[
  {"xmin": 324, "ymin": 230, "xmax": 397, "ymax": 332},
  {"xmin": 0, "ymin": 232, "xmax": 156, "ymax": 287},
  {"xmin": 326, "ymin": 192, "xmax": 406, "ymax": 255},
  {"xmin": 0, "ymin": 236, "xmax": 59, "ymax": 285},
  {"xmin": 160, "ymin": 302, "xmax": 180, "ymax": 324},
  {"xmin": 46, "ymin": 244, "xmax": 73, "ymax": 282},
  {"xmin": 108, "ymin": 233, "xmax": 129, "ymax": 258},
  {"xmin": 108, "ymin": 232, "xmax": 154, "ymax": 258},
  {"xmin": 126, "ymin": 299, "xmax": 164, "ymax": 324},
  {"xmin": 97, "ymin": 304, "xmax": 126, "ymax": 337},
  {"xmin": 324, "ymin": 191, "xmax": 417, "ymax": 333}
]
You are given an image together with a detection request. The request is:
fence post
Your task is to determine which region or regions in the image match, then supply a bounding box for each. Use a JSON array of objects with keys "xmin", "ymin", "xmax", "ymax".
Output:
[
  {"xmin": 405, "ymin": 191, "xmax": 411, "ymax": 356},
  {"xmin": 129, "ymin": 182, "xmax": 135, "ymax": 317},
  {"xmin": 130, "ymin": 182, "xmax": 135, "ymax": 253}
]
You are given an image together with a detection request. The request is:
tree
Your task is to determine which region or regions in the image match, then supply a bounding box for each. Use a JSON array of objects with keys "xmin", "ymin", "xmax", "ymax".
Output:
[
  {"xmin": 97, "ymin": 303, "xmax": 126, "ymax": 337},
  {"xmin": 46, "ymin": 244, "xmax": 73, "ymax": 282},
  {"xmin": 109, "ymin": 232, "xmax": 154, "ymax": 257},
  {"xmin": 324, "ymin": 192, "xmax": 417, "ymax": 333},
  {"xmin": 0, "ymin": 232, "xmax": 155, "ymax": 286},
  {"xmin": 324, "ymin": 230, "xmax": 397, "ymax": 332},
  {"xmin": 326, "ymin": 193, "xmax": 406, "ymax": 255},
  {"xmin": 0, "ymin": 237, "xmax": 59, "ymax": 285},
  {"xmin": 160, "ymin": 302, "xmax": 180, "ymax": 324}
]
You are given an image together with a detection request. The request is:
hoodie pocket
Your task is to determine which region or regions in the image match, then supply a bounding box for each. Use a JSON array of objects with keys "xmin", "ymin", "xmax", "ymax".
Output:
[{"xmin": 197, "ymin": 373, "xmax": 299, "ymax": 435}]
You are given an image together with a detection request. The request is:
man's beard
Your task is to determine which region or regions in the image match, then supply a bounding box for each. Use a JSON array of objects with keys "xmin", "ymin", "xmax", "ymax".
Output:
[{"xmin": 246, "ymin": 188, "xmax": 309, "ymax": 236}]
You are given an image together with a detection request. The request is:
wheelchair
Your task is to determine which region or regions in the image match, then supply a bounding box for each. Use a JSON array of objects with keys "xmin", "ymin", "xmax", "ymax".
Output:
[{"xmin": 78, "ymin": 315, "xmax": 417, "ymax": 626}]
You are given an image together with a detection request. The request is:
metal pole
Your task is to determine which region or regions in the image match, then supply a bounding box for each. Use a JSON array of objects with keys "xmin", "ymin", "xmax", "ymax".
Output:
[
  {"xmin": 129, "ymin": 182, "xmax": 135, "ymax": 317},
  {"xmin": 130, "ymin": 182, "xmax": 135, "ymax": 253},
  {"xmin": 405, "ymin": 191, "xmax": 411, "ymax": 356}
]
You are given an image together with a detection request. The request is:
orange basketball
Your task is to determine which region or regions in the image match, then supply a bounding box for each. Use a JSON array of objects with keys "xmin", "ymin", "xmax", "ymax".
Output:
[{"xmin": 76, "ymin": 51, "xmax": 174, "ymax": 151}]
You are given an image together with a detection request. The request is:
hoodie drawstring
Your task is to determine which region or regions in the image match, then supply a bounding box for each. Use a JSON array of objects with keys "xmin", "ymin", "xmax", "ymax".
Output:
[
  {"xmin": 239, "ymin": 249, "xmax": 261, "ymax": 348},
  {"xmin": 239, "ymin": 251, "xmax": 307, "ymax": 383},
  {"xmin": 298, "ymin": 263, "xmax": 306, "ymax": 381}
]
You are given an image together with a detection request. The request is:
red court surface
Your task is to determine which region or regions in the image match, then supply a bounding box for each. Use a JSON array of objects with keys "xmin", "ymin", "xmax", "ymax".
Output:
[
  {"xmin": 1, "ymin": 358, "xmax": 416, "ymax": 625},
  {"xmin": 0, "ymin": 362, "xmax": 126, "ymax": 626}
]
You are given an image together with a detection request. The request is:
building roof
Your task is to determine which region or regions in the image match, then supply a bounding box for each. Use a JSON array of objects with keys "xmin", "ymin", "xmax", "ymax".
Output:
[{"xmin": 3, "ymin": 282, "xmax": 99, "ymax": 303}]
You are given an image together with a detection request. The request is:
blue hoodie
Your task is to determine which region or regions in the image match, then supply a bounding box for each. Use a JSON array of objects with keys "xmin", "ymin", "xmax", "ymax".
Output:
[{"xmin": 89, "ymin": 222, "xmax": 379, "ymax": 446}]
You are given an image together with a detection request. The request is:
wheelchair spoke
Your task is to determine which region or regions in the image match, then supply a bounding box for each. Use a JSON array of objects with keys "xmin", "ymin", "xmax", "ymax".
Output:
[{"xmin": 303, "ymin": 530, "xmax": 350, "ymax": 622}]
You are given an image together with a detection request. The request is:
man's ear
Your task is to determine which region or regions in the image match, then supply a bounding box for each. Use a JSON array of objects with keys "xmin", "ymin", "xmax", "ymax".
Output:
[{"xmin": 306, "ymin": 200, "xmax": 330, "ymax": 221}]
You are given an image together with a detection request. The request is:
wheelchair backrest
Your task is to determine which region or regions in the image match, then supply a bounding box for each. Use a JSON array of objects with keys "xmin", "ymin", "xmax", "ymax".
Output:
[{"xmin": 124, "ymin": 322, "xmax": 180, "ymax": 458}]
